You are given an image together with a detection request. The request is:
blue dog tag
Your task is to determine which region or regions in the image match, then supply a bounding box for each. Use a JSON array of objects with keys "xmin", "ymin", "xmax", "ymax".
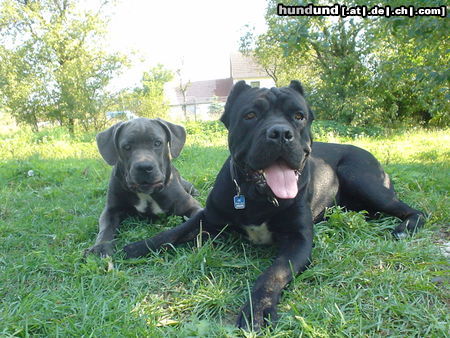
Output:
[{"xmin": 234, "ymin": 194, "xmax": 246, "ymax": 209}]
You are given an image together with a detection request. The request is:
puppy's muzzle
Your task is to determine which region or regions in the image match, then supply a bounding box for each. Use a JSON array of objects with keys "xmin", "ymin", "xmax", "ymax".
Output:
[
  {"xmin": 129, "ymin": 160, "xmax": 164, "ymax": 192},
  {"xmin": 134, "ymin": 161, "xmax": 154, "ymax": 175}
]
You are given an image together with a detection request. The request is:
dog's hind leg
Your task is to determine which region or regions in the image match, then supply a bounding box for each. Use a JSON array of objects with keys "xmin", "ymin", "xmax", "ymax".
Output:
[
  {"xmin": 359, "ymin": 182, "xmax": 425, "ymax": 239},
  {"xmin": 336, "ymin": 148, "xmax": 425, "ymax": 238},
  {"xmin": 180, "ymin": 176, "xmax": 200, "ymax": 196}
]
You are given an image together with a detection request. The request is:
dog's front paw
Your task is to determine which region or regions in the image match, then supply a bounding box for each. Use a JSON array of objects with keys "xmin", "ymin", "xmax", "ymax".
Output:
[
  {"xmin": 84, "ymin": 242, "xmax": 113, "ymax": 258},
  {"xmin": 236, "ymin": 296, "xmax": 278, "ymax": 331},
  {"xmin": 123, "ymin": 239, "xmax": 154, "ymax": 259}
]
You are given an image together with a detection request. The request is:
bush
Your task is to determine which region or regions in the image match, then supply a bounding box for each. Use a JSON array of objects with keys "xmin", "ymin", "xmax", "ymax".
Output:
[{"xmin": 312, "ymin": 120, "xmax": 384, "ymax": 139}]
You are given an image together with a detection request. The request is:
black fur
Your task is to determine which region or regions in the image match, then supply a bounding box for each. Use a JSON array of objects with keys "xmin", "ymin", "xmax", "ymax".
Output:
[{"xmin": 123, "ymin": 82, "xmax": 425, "ymax": 331}]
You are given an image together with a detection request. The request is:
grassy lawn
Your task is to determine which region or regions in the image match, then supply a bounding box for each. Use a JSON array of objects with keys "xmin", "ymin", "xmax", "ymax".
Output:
[{"xmin": 0, "ymin": 121, "xmax": 449, "ymax": 337}]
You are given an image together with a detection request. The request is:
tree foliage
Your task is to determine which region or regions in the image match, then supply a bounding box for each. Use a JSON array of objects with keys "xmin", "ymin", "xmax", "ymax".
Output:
[
  {"xmin": 241, "ymin": 0, "xmax": 449, "ymax": 127},
  {"xmin": 0, "ymin": 0, "xmax": 127, "ymax": 133},
  {"xmin": 111, "ymin": 64, "xmax": 173, "ymax": 119},
  {"xmin": 208, "ymin": 96, "xmax": 224, "ymax": 118},
  {"xmin": 240, "ymin": 24, "xmax": 308, "ymax": 87},
  {"xmin": 175, "ymin": 67, "xmax": 191, "ymax": 120}
]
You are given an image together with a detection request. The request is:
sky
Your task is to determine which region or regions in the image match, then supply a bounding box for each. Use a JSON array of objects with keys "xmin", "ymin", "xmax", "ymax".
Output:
[{"xmin": 105, "ymin": 0, "xmax": 268, "ymax": 91}]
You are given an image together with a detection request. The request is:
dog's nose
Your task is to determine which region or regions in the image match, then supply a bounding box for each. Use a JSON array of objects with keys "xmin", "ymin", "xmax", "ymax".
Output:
[
  {"xmin": 267, "ymin": 125, "xmax": 294, "ymax": 143},
  {"xmin": 135, "ymin": 161, "xmax": 154, "ymax": 173}
]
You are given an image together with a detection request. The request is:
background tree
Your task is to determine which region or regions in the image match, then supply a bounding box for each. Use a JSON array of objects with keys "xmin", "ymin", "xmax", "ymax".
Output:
[
  {"xmin": 208, "ymin": 96, "xmax": 224, "ymax": 118},
  {"xmin": 242, "ymin": 0, "xmax": 449, "ymax": 127},
  {"xmin": 0, "ymin": 0, "xmax": 127, "ymax": 134},
  {"xmin": 111, "ymin": 64, "xmax": 173, "ymax": 119},
  {"xmin": 138, "ymin": 64, "xmax": 173, "ymax": 118},
  {"xmin": 240, "ymin": 24, "xmax": 311, "ymax": 87},
  {"xmin": 175, "ymin": 64, "xmax": 191, "ymax": 120},
  {"xmin": 359, "ymin": 0, "xmax": 449, "ymax": 126}
]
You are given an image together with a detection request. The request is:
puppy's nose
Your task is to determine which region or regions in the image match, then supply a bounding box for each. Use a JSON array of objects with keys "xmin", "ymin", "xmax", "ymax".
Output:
[
  {"xmin": 135, "ymin": 161, "xmax": 154, "ymax": 173},
  {"xmin": 267, "ymin": 125, "xmax": 294, "ymax": 143}
]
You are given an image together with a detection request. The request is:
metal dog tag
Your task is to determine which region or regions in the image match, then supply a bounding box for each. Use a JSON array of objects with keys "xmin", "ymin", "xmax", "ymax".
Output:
[{"xmin": 233, "ymin": 194, "xmax": 246, "ymax": 209}]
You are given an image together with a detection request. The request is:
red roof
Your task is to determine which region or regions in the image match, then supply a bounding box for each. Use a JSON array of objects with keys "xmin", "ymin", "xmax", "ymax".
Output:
[{"xmin": 174, "ymin": 78, "xmax": 233, "ymax": 104}]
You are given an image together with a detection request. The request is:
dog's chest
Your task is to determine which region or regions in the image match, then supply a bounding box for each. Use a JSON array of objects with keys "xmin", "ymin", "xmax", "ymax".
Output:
[
  {"xmin": 134, "ymin": 193, "xmax": 165, "ymax": 215},
  {"xmin": 242, "ymin": 222, "xmax": 273, "ymax": 245}
]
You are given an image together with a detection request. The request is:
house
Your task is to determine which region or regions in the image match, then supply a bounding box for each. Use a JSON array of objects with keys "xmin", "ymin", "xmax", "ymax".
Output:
[
  {"xmin": 167, "ymin": 52, "xmax": 275, "ymax": 121},
  {"xmin": 166, "ymin": 78, "xmax": 233, "ymax": 121},
  {"xmin": 229, "ymin": 52, "xmax": 275, "ymax": 89}
]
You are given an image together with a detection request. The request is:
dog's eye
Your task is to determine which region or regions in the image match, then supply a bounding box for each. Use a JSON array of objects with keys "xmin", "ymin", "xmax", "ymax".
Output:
[
  {"xmin": 154, "ymin": 140, "xmax": 162, "ymax": 147},
  {"xmin": 244, "ymin": 111, "xmax": 257, "ymax": 120},
  {"xmin": 123, "ymin": 144, "xmax": 131, "ymax": 151},
  {"xmin": 294, "ymin": 112, "xmax": 305, "ymax": 120}
]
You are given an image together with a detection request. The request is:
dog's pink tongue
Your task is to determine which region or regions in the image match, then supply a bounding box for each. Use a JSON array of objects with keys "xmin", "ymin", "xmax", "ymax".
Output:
[{"xmin": 264, "ymin": 161, "xmax": 298, "ymax": 199}]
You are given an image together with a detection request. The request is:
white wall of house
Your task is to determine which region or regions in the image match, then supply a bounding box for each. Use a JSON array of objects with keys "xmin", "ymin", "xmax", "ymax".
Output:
[
  {"xmin": 166, "ymin": 75, "xmax": 275, "ymax": 122},
  {"xmin": 169, "ymin": 102, "xmax": 225, "ymax": 121},
  {"xmin": 233, "ymin": 77, "xmax": 275, "ymax": 88}
]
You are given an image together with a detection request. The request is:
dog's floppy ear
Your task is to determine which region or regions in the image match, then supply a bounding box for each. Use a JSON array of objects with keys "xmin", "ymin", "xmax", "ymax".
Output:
[
  {"xmin": 308, "ymin": 107, "xmax": 315, "ymax": 121},
  {"xmin": 289, "ymin": 80, "xmax": 305, "ymax": 96},
  {"xmin": 96, "ymin": 122, "xmax": 126, "ymax": 165},
  {"xmin": 156, "ymin": 119, "xmax": 186, "ymax": 159},
  {"xmin": 220, "ymin": 80, "xmax": 251, "ymax": 128}
]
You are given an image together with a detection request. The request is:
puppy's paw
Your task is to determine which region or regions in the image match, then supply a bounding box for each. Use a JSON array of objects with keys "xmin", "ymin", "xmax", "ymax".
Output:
[
  {"xmin": 84, "ymin": 242, "xmax": 113, "ymax": 258},
  {"xmin": 190, "ymin": 187, "xmax": 200, "ymax": 197},
  {"xmin": 236, "ymin": 297, "xmax": 278, "ymax": 331}
]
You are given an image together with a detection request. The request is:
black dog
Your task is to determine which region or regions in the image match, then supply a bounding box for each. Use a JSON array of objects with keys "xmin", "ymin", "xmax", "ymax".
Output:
[
  {"xmin": 123, "ymin": 82, "xmax": 425, "ymax": 330},
  {"xmin": 85, "ymin": 118, "xmax": 201, "ymax": 257}
]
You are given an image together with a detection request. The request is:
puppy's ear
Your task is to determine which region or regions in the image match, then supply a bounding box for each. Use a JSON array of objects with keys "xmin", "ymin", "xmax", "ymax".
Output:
[
  {"xmin": 220, "ymin": 80, "xmax": 251, "ymax": 128},
  {"xmin": 289, "ymin": 80, "xmax": 305, "ymax": 96},
  {"xmin": 96, "ymin": 122, "xmax": 126, "ymax": 165},
  {"xmin": 156, "ymin": 119, "xmax": 186, "ymax": 159}
]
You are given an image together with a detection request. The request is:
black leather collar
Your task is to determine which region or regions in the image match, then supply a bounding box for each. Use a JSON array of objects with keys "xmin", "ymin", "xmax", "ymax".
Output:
[
  {"xmin": 229, "ymin": 156, "xmax": 308, "ymax": 207},
  {"xmin": 229, "ymin": 158, "xmax": 280, "ymax": 207}
]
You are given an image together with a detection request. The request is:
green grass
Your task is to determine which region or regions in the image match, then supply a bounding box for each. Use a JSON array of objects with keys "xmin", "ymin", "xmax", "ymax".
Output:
[{"xmin": 0, "ymin": 122, "xmax": 449, "ymax": 337}]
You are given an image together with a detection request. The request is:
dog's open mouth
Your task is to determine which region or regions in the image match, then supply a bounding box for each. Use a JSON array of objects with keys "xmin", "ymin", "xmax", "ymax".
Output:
[{"xmin": 262, "ymin": 160, "xmax": 299, "ymax": 199}]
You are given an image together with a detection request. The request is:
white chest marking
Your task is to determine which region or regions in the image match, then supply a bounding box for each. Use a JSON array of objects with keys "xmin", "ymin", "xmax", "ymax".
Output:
[
  {"xmin": 135, "ymin": 193, "xmax": 165, "ymax": 215},
  {"xmin": 244, "ymin": 222, "xmax": 273, "ymax": 245}
]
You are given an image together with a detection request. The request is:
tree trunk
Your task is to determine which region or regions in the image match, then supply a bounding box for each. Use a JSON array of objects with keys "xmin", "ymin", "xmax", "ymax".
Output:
[{"xmin": 67, "ymin": 118, "xmax": 75, "ymax": 136}]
